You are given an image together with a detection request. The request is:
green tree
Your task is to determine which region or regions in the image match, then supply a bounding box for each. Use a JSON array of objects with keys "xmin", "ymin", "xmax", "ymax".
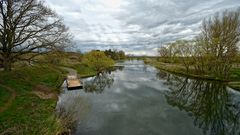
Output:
[
  {"xmin": 83, "ymin": 51, "xmax": 115, "ymax": 72},
  {"xmin": 118, "ymin": 50, "xmax": 126, "ymax": 59},
  {"xmin": 104, "ymin": 49, "xmax": 126, "ymax": 60}
]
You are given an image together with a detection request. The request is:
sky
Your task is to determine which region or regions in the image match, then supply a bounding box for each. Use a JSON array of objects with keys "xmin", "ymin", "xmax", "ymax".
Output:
[{"xmin": 46, "ymin": 0, "xmax": 240, "ymax": 56}]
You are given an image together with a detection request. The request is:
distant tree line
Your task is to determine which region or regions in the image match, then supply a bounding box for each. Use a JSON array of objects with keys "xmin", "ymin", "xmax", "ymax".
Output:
[
  {"xmin": 158, "ymin": 9, "xmax": 240, "ymax": 79},
  {"xmin": 104, "ymin": 49, "xmax": 126, "ymax": 60}
]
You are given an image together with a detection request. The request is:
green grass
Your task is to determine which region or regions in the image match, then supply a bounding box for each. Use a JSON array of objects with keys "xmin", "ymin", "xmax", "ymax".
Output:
[
  {"xmin": 0, "ymin": 65, "xmax": 66, "ymax": 135},
  {"xmin": 0, "ymin": 86, "xmax": 11, "ymax": 108},
  {"xmin": 70, "ymin": 64, "xmax": 97, "ymax": 78},
  {"xmin": 230, "ymin": 68, "xmax": 240, "ymax": 80},
  {"xmin": 228, "ymin": 68, "xmax": 240, "ymax": 90}
]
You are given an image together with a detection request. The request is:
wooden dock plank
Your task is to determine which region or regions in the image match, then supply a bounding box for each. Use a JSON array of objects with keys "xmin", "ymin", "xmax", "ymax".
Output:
[{"xmin": 66, "ymin": 75, "xmax": 83, "ymax": 89}]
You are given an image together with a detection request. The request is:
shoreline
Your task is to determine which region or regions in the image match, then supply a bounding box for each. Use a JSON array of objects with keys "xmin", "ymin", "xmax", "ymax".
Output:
[{"xmin": 144, "ymin": 59, "xmax": 240, "ymax": 91}]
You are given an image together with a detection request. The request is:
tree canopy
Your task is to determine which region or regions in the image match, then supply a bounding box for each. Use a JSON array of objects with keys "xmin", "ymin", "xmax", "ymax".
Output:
[
  {"xmin": 0, "ymin": 0, "xmax": 71, "ymax": 71},
  {"xmin": 83, "ymin": 51, "xmax": 115, "ymax": 72},
  {"xmin": 104, "ymin": 49, "xmax": 126, "ymax": 60}
]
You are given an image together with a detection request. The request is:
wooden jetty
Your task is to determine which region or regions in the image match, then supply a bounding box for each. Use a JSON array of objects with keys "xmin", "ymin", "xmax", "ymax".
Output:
[{"xmin": 66, "ymin": 75, "xmax": 83, "ymax": 90}]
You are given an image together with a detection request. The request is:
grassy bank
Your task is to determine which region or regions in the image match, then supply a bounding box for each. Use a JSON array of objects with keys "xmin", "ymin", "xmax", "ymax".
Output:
[
  {"xmin": 144, "ymin": 58, "xmax": 240, "ymax": 90},
  {"xmin": 69, "ymin": 64, "xmax": 97, "ymax": 78},
  {"xmin": 0, "ymin": 65, "xmax": 67, "ymax": 135},
  {"xmin": 49, "ymin": 51, "xmax": 118, "ymax": 78},
  {"xmin": 48, "ymin": 57, "xmax": 98, "ymax": 78},
  {"xmin": 0, "ymin": 86, "xmax": 11, "ymax": 108}
]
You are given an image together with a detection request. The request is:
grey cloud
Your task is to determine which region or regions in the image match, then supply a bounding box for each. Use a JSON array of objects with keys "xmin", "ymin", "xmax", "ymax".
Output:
[{"xmin": 47, "ymin": 0, "xmax": 240, "ymax": 56}]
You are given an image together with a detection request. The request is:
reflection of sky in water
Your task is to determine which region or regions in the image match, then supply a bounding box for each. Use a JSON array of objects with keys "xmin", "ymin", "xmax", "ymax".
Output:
[
  {"xmin": 58, "ymin": 60, "xmax": 240, "ymax": 135},
  {"xmin": 113, "ymin": 87, "xmax": 122, "ymax": 94},
  {"xmin": 123, "ymin": 82, "xmax": 139, "ymax": 89}
]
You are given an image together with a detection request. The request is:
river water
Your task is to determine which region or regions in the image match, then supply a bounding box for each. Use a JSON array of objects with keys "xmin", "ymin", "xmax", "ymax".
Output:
[{"xmin": 58, "ymin": 60, "xmax": 240, "ymax": 135}]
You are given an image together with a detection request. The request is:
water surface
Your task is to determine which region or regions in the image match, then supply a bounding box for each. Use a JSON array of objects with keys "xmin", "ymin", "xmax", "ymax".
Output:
[{"xmin": 58, "ymin": 60, "xmax": 240, "ymax": 135}]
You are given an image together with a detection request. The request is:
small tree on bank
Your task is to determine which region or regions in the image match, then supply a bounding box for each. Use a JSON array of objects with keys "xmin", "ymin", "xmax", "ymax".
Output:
[
  {"xmin": 0, "ymin": 0, "xmax": 71, "ymax": 71},
  {"xmin": 174, "ymin": 40, "xmax": 195, "ymax": 72},
  {"xmin": 83, "ymin": 51, "xmax": 115, "ymax": 72}
]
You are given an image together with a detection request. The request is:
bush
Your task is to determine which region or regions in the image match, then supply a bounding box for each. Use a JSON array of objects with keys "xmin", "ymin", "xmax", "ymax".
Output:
[{"xmin": 83, "ymin": 51, "xmax": 115, "ymax": 72}]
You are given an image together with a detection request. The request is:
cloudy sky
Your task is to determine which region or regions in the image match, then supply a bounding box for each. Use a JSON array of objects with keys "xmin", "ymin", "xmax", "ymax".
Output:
[{"xmin": 46, "ymin": 0, "xmax": 240, "ymax": 56}]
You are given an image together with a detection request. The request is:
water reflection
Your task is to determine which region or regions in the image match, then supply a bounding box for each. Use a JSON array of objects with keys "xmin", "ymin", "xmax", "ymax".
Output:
[
  {"xmin": 59, "ymin": 61, "xmax": 240, "ymax": 135},
  {"xmin": 56, "ymin": 94, "xmax": 90, "ymax": 132},
  {"xmin": 113, "ymin": 65, "xmax": 124, "ymax": 71},
  {"xmin": 164, "ymin": 74, "xmax": 240, "ymax": 135},
  {"xmin": 84, "ymin": 72, "xmax": 114, "ymax": 93}
]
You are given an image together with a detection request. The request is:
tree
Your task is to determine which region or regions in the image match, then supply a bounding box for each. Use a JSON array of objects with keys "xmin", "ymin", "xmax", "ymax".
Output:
[
  {"xmin": 83, "ymin": 51, "xmax": 115, "ymax": 72},
  {"xmin": 0, "ymin": 0, "xmax": 71, "ymax": 71},
  {"xmin": 118, "ymin": 50, "xmax": 126, "ymax": 59},
  {"xmin": 174, "ymin": 40, "xmax": 195, "ymax": 72},
  {"xmin": 196, "ymin": 9, "xmax": 240, "ymax": 78},
  {"xmin": 104, "ymin": 49, "xmax": 126, "ymax": 60},
  {"xmin": 158, "ymin": 46, "xmax": 169, "ymax": 58},
  {"xmin": 158, "ymin": 42, "xmax": 182, "ymax": 63}
]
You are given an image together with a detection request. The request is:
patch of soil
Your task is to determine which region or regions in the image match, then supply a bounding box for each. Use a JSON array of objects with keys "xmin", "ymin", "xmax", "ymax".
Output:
[{"xmin": 32, "ymin": 85, "xmax": 57, "ymax": 99}]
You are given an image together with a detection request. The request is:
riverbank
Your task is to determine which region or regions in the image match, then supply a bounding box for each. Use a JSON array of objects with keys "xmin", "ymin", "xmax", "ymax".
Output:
[
  {"xmin": 0, "ymin": 58, "xmax": 117, "ymax": 134},
  {"xmin": 0, "ymin": 51, "xmax": 128, "ymax": 134},
  {"xmin": 68, "ymin": 64, "xmax": 97, "ymax": 78},
  {"xmin": 144, "ymin": 58, "xmax": 240, "ymax": 90},
  {"xmin": 0, "ymin": 65, "xmax": 67, "ymax": 135}
]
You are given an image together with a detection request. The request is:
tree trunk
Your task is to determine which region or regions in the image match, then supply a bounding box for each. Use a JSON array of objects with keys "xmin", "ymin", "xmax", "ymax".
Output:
[{"xmin": 3, "ymin": 58, "xmax": 12, "ymax": 71}]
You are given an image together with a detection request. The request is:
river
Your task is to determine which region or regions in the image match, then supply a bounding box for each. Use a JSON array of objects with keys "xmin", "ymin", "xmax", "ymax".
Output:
[{"xmin": 57, "ymin": 60, "xmax": 240, "ymax": 135}]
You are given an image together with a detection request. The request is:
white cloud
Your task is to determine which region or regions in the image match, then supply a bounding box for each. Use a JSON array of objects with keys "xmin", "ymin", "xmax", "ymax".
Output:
[{"xmin": 46, "ymin": 0, "xmax": 240, "ymax": 55}]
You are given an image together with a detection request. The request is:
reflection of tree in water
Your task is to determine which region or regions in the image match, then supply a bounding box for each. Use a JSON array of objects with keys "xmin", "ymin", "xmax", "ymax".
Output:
[
  {"xmin": 165, "ymin": 76, "xmax": 240, "ymax": 135},
  {"xmin": 156, "ymin": 71, "xmax": 178, "ymax": 85},
  {"xmin": 114, "ymin": 66, "xmax": 124, "ymax": 71},
  {"xmin": 156, "ymin": 71, "xmax": 168, "ymax": 79},
  {"xmin": 107, "ymin": 66, "xmax": 124, "ymax": 72},
  {"xmin": 84, "ymin": 72, "xmax": 114, "ymax": 93},
  {"xmin": 56, "ymin": 94, "xmax": 90, "ymax": 132}
]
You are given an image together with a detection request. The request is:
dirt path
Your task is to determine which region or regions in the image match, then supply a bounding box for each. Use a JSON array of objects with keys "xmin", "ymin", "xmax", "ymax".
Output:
[
  {"xmin": 0, "ymin": 84, "xmax": 17, "ymax": 113},
  {"xmin": 60, "ymin": 67, "xmax": 78, "ymax": 76}
]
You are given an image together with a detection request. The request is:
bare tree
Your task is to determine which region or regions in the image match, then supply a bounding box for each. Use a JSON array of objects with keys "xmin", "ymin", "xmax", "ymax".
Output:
[
  {"xmin": 0, "ymin": 0, "xmax": 72, "ymax": 71},
  {"xmin": 197, "ymin": 9, "xmax": 240, "ymax": 78},
  {"xmin": 158, "ymin": 46, "xmax": 169, "ymax": 57},
  {"xmin": 158, "ymin": 42, "xmax": 179, "ymax": 63},
  {"xmin": 174, "ymin": 40, "xmax": 195, "ymax": 72}
]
